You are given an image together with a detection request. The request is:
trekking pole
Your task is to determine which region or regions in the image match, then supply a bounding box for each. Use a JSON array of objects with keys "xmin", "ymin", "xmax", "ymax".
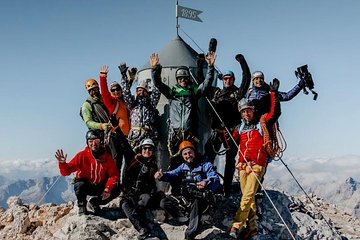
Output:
[
  {"xmin": 36, "ymin": 175, "xmax": 62, "ymax": 205},
  {"xmin": 279, "ymin": 157, "xmax": 342, "ymax": 237}
]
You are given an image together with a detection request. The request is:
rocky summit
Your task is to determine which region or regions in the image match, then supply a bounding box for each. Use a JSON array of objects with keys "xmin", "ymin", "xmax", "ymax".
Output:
[{"xmin": 0, "ymin": 189, "xmax": 359, "ymax": 240}]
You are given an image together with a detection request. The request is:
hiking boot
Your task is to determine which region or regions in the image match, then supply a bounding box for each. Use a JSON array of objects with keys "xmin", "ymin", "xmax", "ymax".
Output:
[
  {"xmin": 229, "ymin": 226, "xmax": 245, "ymax": 239},
  {"xmin": 175, "ymin": 212, "xmax": 188, "ymax": 223},
  {"xmin": 255, "ymin": 191, "xmax": 263, "ymax": 200},
  {"xmin": 88, "ymin": 197, "xmax": 102, "ymax": 215},
  {"xmin": 137, "ymin": 228, "xmax": 151, "ymax": 240},
  {"xmin": 176, "ymin": 215, "xmax": 189, "ymax": 223},
  {"xmin": 243, "ymin": 227, "xmax": 257, "ymax": 239},
  {"xmin": 229, "ymin": 227, "xmax": 239, "ymax": 239},
  {"xmin": 78, "ymin": 206, "xmax": 88, "ymax": 215}
]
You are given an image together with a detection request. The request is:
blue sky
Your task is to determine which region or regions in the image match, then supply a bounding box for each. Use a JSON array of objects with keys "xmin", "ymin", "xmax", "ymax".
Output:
[{"xmin": 1, "ymin": 0, "xmax": 360, "ymax": 166}]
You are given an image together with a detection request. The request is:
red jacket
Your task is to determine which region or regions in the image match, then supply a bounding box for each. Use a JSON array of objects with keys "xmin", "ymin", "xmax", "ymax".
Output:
[
  {"xmin": 59, "ymin": 147, "xmax": 119, "ymax": 191},
  {"xmin": 100, "ymin": 74, "xmax": 130, "ymax": 136},
  {"xmin": 238, "ymin": 91, "xmax": 276, "ymax": 167}
]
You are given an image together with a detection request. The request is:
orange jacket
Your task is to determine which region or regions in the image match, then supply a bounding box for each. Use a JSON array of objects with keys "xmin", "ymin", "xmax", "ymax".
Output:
[
  {"xmin": 100, "ymin": 74, "xmax": 130, "ymax": 136},
  {"xmin": 59, "ymin": 147, "xmax": 119, "ymax": 191}
]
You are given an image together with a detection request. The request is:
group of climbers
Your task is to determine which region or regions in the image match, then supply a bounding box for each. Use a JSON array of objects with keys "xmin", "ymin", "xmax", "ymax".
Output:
[{"xmin": 55, "ymin": 39, "xmax": 304, "ymax": 239}]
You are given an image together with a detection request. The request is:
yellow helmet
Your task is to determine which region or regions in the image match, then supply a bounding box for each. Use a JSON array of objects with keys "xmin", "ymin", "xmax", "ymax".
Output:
[
  {"xmin": 179, "ymin": 140, "xmax": 195, "ymax": 154},
  {"xmin": 85, "ymin": 79, "xmax": 99, "ymax": 91}
]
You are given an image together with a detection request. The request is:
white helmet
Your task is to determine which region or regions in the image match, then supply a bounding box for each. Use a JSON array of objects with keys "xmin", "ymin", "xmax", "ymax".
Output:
[
  {"xmin": 238, "ymin": 98, "xmax": 255, "ymax": 112},
  {"xmin": 136, "ymin": 79, "xmax": 150, "ymax": 92},
  {"xmin": 140, "ymin": 138, "xmax": 155, "ymax": 147},
  {"xmin": 251, "ymin": 71, "xmax": 264, "ymax": 81}
]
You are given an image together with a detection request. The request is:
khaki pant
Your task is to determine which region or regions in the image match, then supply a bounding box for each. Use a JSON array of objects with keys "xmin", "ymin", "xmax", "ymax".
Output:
[{"xmin": 232, "ymin": 164, "xmax": 265, "ymax": 230}]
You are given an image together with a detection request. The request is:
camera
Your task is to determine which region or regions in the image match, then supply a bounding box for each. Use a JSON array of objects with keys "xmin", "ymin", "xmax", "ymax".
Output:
[
  {"xmin": 181, "ymin": 179, "xmax": 209, "ymax": 199},
  {"xmin": 295, "ymin": 64, "xmax": 318, "ymax": 100}
]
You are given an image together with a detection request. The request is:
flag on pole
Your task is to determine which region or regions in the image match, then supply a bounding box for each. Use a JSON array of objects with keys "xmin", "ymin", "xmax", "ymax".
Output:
[{"xmin": 177, "ymin": 5, "xmax": 203, "ymax": 22}]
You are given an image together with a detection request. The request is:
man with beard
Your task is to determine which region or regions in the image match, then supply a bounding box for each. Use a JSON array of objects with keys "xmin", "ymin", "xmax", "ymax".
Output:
[
  {"xmin": 55, "ymin": 130, "xmax": 119, "ymax": 215},
  {"xmin": 81, "ymin": 79, "xmax": 111, "ymax": 137},
  {"xmin": 155, "ymin": 141, "xmax": 220, "ymax": 240}
]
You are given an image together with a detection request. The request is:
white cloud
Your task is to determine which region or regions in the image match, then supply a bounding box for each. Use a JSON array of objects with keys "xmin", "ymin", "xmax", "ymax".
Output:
[
  {"xmin": 1, "ymin": 154, "xmax": 360, "ymax": 183},
  {"xmin": 0, "ymin": 158, "xmax": 60, "ymax": 180}
]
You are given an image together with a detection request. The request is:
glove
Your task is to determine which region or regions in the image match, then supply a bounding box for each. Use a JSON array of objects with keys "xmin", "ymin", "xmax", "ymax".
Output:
[
  {"xmin": 100, "ymin": 123, "xmax": 111, "ymax": 132},
  {"xmin": 235, "ymin": 54, "xmax": 245, "ymax": 63},
  {"xmin": 217, "ymin": 73, "xmax": 223, "ymax": 80},
  {"xmin": 128, "ymin": 67, "xmax": 138, "ymax": 81},
  {"xmin": 109, "ymin": 114, "xmax": 119, "ymax": 128},
  {"xmin": 118, "ymin": 63, "xmax": 128, "ymax": 75},
  {"xmin": 269, "ymin": 78, "xmax": 280, "ymax": 91}
]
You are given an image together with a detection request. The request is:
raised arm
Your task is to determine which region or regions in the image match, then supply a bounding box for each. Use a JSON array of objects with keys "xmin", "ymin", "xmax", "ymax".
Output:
[
  {"xmin": 196, "ymin": 51, "xmax": 216, "ymax": 95},
  {"xmin": 119, "ymin": 63, "xmax": 135, "ymax": 109},
  {"xmin": 151, "ymin": 53, "xmax": 173, "ymax": 99},
  {"xmin": 265, "ymin": 79, "xmax": 281, "ymax": 125},
  {"xmin": 278, "ymin": 79, "xmax": 304, "ymax": 102},
  {"xmin": 99, "ymin": 66, "xmax": 115, "ymax": 113},
  {"xmin": 56, "ymin": 149, "xmax": 78, "ymax": 176},
  {"xmin": 235, "ymin": 54, "xmax": 251, "ymax": 99},
  {"xmin": 196, "ymin": 54, "xmax": 206, "ymax": 84}
]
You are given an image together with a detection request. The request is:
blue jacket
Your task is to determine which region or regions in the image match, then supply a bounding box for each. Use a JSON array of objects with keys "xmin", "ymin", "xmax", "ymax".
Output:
[
  {"xmin": 247, "ymin": 81, "xmax": 303, "ymax": 116},
  {"xmin": 247, "ymin": 82, "xmax": 302, "ymax": 102},
  {"xmin": 160, "ymin": 158, "xmax": 220, "ymax": 192}
]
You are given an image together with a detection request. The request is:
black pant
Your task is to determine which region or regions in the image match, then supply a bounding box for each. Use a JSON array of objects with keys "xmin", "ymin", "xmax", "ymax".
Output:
[
  {"xmin": 121, "ymin": 193, "xmax": 153, "ymax": 232},
  {"xmin": 204, "ymin": 130, "xmax": 237, "ymax": 195},
  {"xmin": 160, "ymin": 196, "xmax": 207, "ymax": 239},
  {"xmin": 108, "ymin": 133, "xmax": 125, "ymax": 178},
  {"xmin": 73, "ymin": 180, "xmax": 120, "ymax": 207}
]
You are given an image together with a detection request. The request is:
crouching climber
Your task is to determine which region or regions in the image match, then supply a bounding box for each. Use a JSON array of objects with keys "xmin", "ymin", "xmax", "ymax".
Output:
[
  {"xmin": 154, "ymin": 141, "xmax": 220, "ymax": 240},
  {"xmin": 55, "ymin": 130, "xmax": 120, "ymax": 215},
  {"xmin": 108, "ymin": 113, "xmax": 161, "ymax": 240}
]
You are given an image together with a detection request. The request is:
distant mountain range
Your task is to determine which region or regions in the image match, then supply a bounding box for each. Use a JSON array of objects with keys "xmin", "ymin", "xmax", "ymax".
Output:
[
  {"xmin": 1, "ymin": 155, "xmax": 359, "ymax": 220},
  {"xmin": 0, "ymin": 175, "xmax": 75, "ymax": 208},
  {"xmin": 264, "ymin": 155, "xmax": 360, "ymax": 219}
]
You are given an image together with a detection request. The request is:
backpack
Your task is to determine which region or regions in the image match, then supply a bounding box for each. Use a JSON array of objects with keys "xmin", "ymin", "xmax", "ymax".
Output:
[{"xmin": 80, "ymin": 100, "xmax": 96, "ymax": 121}]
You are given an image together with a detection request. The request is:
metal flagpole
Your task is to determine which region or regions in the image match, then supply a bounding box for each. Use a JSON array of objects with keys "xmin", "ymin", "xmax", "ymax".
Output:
[{"xmin": 176, "ymin": 0, "xmax": 179, "ymax": 36}]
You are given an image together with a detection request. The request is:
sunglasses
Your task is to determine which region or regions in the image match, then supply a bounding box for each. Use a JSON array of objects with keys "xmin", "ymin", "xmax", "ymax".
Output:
[
  {"xmin": 88, "ymin": 87, "xmax": 99, "ymax": 93},
  {"xmin": 110, "ymin": 87, "xmax": 122, "ymax": 92},
  {"xmin": 223, "ymin": 76, "xmax": 233, "ymax": 81},
  {"xmin": 177, "ymin": 77, "xmax": 189, "ymax": 81},
  {"xmin": 142, "ymin": 146, "xmax": 153, "ymax": 151}
]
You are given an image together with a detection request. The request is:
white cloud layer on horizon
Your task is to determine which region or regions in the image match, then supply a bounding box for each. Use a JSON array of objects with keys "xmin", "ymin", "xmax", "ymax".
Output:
[
  {"xmin": 1, "ymin": 154, "xmax": 359, "ymax": 183},
  {"xmin": 0, "ymin": 158, "xmax": 61, "ymax": 180}
]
